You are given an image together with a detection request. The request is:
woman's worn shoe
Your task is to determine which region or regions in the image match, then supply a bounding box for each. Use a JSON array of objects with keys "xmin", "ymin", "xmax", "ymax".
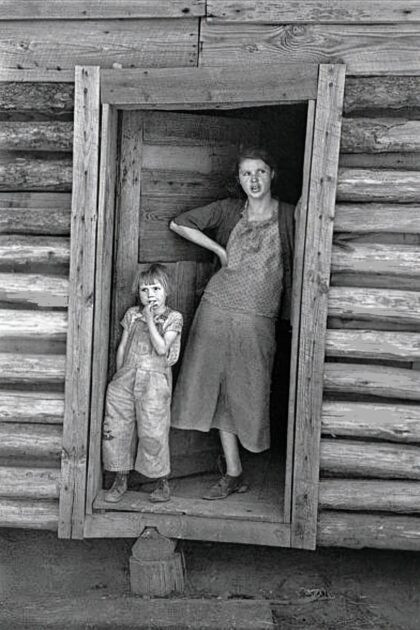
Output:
[
  {"xmin": 104, "ymin": 473, "xmax": 128, "ymax": 503},
  {"xmin": 202, "ymin": 474, "xmax": 249, "ymax": 500},
  {"xmin": 149, "ymin": 478, "xmax": 171, "ymax": 503}
]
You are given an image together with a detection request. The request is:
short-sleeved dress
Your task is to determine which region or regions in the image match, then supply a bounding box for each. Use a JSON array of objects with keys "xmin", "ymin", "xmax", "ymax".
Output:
[{"xmin": 171, "ymin": 197, "xmax": 294, "ymax": 453}]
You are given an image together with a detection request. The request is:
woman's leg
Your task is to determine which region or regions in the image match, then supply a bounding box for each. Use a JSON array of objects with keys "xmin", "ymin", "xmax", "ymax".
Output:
[{"xmin": 219, "ymin": 430, "xmax": 242, "ymax": 476}]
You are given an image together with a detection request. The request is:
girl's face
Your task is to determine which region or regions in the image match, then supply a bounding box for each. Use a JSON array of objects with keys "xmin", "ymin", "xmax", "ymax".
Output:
[
  {"xmin": 139, "ymin": 280, "xmax": 167, "ymax": 311},
  {"xmin": 238, "ymin": 158, "xmax": 274, "ymax": 200}
]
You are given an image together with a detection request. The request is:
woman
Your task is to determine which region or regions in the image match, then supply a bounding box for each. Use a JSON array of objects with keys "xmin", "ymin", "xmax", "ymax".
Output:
[{"xmin": 169, "ymin": 146, "xmax": 295, "ymax": 500}]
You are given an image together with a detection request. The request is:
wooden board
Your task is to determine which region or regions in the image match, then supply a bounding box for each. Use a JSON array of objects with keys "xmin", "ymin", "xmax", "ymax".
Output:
[
  {"xmin": 0, "ymin": 498, "xmax": 58, "ymax": 530},
  {"xmin": 207, "ymin": 1, "xmax": 420, "ymax": 23},
  {"xmin": 322, "ymin": 400, "xmax": 420, "ymax": 443},
  {"xmin": 339, "ymin": 152, "xmax": 420, "ymax": 171},
  {"xmin": 0, "ymin": 353, "xmax": 65, "ymax": 385},
  {"xmin": 0, "ymin": 466, "xmax": 60, "ymax": 499},
  {"xmin": 0, "ymin": 309, "xmax": 67, "ymax": 341},
  {"xmin": 291, "ymin": 65, "xmax": 345, "ymax": 550},
  {"xmin": 0, "ymin": 20, "xmax": 198, "ymax": 72},
  {"xmin": 341, "ymin": 118, "xmax": 420, "ymax": 153},
  {"xmin": 326, "ymin": 329, "xmax": 420, "ymax": 362},
  {"xmin": 0, "ymin": 1, "xmax": 205, "ymax": 19},
  {"xmin": 319, "ymin": 479, "xmax": 420, "ymax": 513},
  {"xmin": 0, "ymin": 82, "xmax": 74, "ymax": 112},
  {"xmin": 101, "ymin": 65, "xmax": 319, "ymax": 107},
  {"xmin": 0, "ymin": 235, "xmax": 70, "ymax": 270},
  {"xmin": 0, "ymin": 121, "xmax": 73, "ymax": 152},
  {"xmin": 0, "ymin": 424, "xmax": 62, "ymax": 461},
  {"xmin": 0, "ymin": 155, "xmax": 72, "ymax": 191},
  {"xmin": 344, "ymin": 77, "xmax": 420, "ymax": 113},
  {"xmin": 0, "ymin": 273, "xmax": 68, "ymax": 308},
  {"xmin": 59, "ymin": 67, "xmax": 100, "ymax": 540},
  {"xmin": 200, "ymin": 22, "xmax": 420, "ymax": 75},
  {"xmin": 0, "ymin": 390, "xmax": 64, "ymax": 424},
  {"xmin": 334, "ymin": 203, "xmax": 420, "ymax": 234},
  {"xmin": 337, "ymin": 169, "xmax": 420, "ymax": 203}
]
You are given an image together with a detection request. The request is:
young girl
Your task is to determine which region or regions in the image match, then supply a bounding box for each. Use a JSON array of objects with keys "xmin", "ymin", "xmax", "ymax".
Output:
[{"xmin": 102, "ymin": 264, "xmax": 183, "ymax": 504}]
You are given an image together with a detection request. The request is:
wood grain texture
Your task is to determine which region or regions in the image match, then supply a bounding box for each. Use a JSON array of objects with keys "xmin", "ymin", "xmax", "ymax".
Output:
[
  {"xmin": 344, "ymin": 77, "xmax": 420, "ymax": 113},
  {"xmin": 207, "ymin": 1, "xmax": 420, "ymax": 23},
  {"xmin": 341, "ymin": 118, "xmax": 420, "ymax": 153},
  {"xmin": 322, "ymin": 400, "xmax": 420, "ymax": 443},
  {"xmin": 0, "ymin": 82, "xmax": 74, "ymax": 112},
  {"xmin": 0, "ymin": 424, "xmax": 61, "ymax": 460},
  {"xmin": 324, "ymin": 362, "xmax": 420, "ymax": 400},
  {"xmin": 0, "ymin": 390, "xmax": 64, "ymax": 424},
  {"xmin": 0, "ymin": 309, "xmax": 67, "ymax": 341},
  {"xmin": 0, "ymin": 236, "xmax": 70, "ymax": 269},
  {"xmin": 339, "ymin": 152, "xmax": 420, "ymax": 171},
  {"xmin": 328, "ymin": 286, "xmax": 420, "ymax": 327},
  {"xmin": 0, "ymin": 20, "xmax": 198, "ymax": 72},
  {"xmin": 321, "ymin": 439, "xmax": 420, "ymax": 479},
  {"xmin": 319, "ymin": 479, "xmax": 420, "ymax": 513},
  {"xmin": 326, "ymin": 329, "xmax": 420, "ymax": 362},
  {"xmin": 200, "ymin": 22, "xmax": 420, "ymax": 75},
  {"xmin": 0, "ymin": 121, "xmax": 73, "ymax": 152},
  {"xmin": 318, "ymin": 511, "xmax": 420, "ymax": 550},
  {"xmin": 0, "ymin": 1, "xmax": 205, "ymax": 19},
  {"xmin": 101, "ymin": 65, "xmax": 319, "ymax": 107},
  {"xmin": 0, "ymin": 273, "xmax": 68, "ymax": 308},
  {"xmin": 59, "ymin": 66, "xmax": 100, "ymax": 540},
  {"xmin": 0, "ymin": 155, "xmax": 72, "ymax": 191},
  {"xmin": 0, "ymin": 205, "xmax": 70, "ymax": 235},
  {"xmin": 0, "ymin": 353, "xmax": 65, "ymax": 384},
  {"xmin": 291, "ymin": 65, "xmax": 345, "ymax": 550},
  {"xmin": 337, "ymin": 169, "xmax": 420, "ymax": 203},
  {"xmin": 0, "ymin": 466, "xmax": 60, "ymax": 499},
  {"xmin": 334, "ymin": 203, "xmax": 420, "ymax": 234},
  {"xmin": 0, "ymin": 498, "xmax": 58, "ymax": 530}
]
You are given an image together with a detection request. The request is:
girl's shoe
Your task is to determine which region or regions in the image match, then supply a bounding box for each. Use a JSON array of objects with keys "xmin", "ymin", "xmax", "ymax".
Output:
[
  {"xmin": 104, "ymin": 473, "xmax": 128, "ymax": 503},
  {"xmin": 202, "ymin": 473, "xmax": 248, "ymax": 500},
  {"xmin": 149, "ymin": 478, "xmax": 171, "ymax": 503}
]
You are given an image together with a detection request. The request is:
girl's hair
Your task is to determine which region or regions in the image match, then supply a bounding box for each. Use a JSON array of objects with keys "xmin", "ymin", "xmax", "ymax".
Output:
[
  {"xmin": 227, "ymin": 145, "xmax": 278, "ymax": 198},
  {"xmin": 132, "ymin": 263, "xmax": 171, "ymax": 297}
]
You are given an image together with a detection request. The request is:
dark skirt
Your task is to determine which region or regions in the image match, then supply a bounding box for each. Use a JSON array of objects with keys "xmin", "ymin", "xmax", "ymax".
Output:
[{"xmin": 171, "ymin": 298, "xmax": 276, "ymax": 452}]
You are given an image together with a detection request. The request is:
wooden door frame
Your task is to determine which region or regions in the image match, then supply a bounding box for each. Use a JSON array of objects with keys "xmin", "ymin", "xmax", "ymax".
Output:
[{"xmin": 59, "ymin": 64, "xmax": 345, "ymax": 549}]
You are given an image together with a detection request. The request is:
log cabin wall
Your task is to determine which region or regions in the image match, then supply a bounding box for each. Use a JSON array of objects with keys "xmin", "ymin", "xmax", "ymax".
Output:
[{"xmin": 1, "ymin": 1, "xmax": 420, "ymax": 547}]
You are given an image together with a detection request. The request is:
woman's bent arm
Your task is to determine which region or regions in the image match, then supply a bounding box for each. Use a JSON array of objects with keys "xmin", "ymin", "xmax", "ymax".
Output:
[{"xmin": 169, "ymin": 221, "xmax": 227, "ymax": 266}]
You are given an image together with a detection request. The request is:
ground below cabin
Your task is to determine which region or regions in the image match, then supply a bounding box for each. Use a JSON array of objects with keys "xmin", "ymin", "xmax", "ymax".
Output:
[{"xmin": 1, "ymin": 529, "xmax": 420, "ymax": 629}]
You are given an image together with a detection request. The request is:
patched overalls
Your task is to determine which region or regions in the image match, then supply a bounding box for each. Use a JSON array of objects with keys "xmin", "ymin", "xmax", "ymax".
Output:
[{"xmin": 102, "ymin": 306, "xmax": 183, "ymax": 479}]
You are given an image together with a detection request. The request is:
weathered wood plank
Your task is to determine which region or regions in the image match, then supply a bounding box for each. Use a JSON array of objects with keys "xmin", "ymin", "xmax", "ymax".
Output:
[
  {"xmin": 0, "ymin": 121, "xmax": 73, "ymax": 152},
  {"xmin": 334, "ymin": 203, "xmax": 420, "ymax": 234},
  {"xmin": 59, "ymin": 66, "xmax": 100, "ymax": 540},
  {"xmin": 0, "ymin": 82, "xmax": 74, "ymax": 112},
  {"xmin": 0, "ymin": 155, "xmax": 72, "ymax": 191},
  {"xmin": 344, "ymin": 77, "xmax": 420, "ymax": 113},
  {"xmin": 319, "ymin": 479, "xmax": 420, "ymax": 514},
  {"xmin": 207, "ymin": 1, "xmax": 420, "ymax": 23},
  {"xmin": 0, "ymin": 20, "xmax": 198, "ymax": 72},
  {"xmin": 0, "ymin": 390, "xmax": 64, "ymax": 424},
  {"xmin": 326, "ymin": 329, "xmax": 420, "ymax": 362},
  {"xmin": 0, "ymin": 424, "xmax": 62, "ymax": 460},
  {"xmin": 0, "ymin": 309, "xmax": 67, "ymax": 340},
  {"xmin": 341, "ymin": 118, "xmax": 420, "ymax": 153},
  {"xmin": 101, "ymin": 65, "xmax": 319, "ymax": 107},
  {"xmin": 337, "ymin": 169, "xmax": 420, "ymax": 203},
  {"xmin": 0, "ymin": 498, "xmax": 58, "ymax": 530},
  {"xmin": 321, "ymin": 439, "xmax": 420, "ymax": 479},
  {"xmin": 0, "ymin": 273, "xmax": 68, "ymax": 307},
  {"xmin": 328, "ymin": 287, "xmax": 420, "ymax": 327},
  {"xmin": 0, "ymin": 236, "xmax": 70, "ymax": 268},
  {"xmin": 291, "ymin": 65, "xmax": 345, "ymax": 550},
  {"xmin": 143, "ymin": 171, "xmax": 226, "ymax": 199},
  {"xmin": 318, "ymin": 511, "xmax": 420, "ymax": 550},
  {"xmin": 0, "ymin": 466, "xmax": 60, "ymax": 499},
  {"xmin": 0, "ymin": 205, "xmax": 70, "ymax": 235},
  {"xmin": 142, "ymin": 143, "xmax": 242, "ymax": 175},
  {"xmin": 339, "ymin": 152, "xmax": 420, "ymax": 171},
  {"xmin": 322, "ymin": 400, "xmax": 420, "ymax": 443},
  {"xmin": 0, "ymin": 353, "xmax": 65, "ymax": 384},
  {"xmin": 324, "ymin": 363, "xmax": 420, "ymax": 400},
  {"xmin": 0, "ymin": 1, "xmax": 205, "ymax": 19},
  {"xmin": 200, "ymin": 22, "xmax": 420, "ymax": 75},
  {"xmin": 0, "ymin": 191, "xmax": 71, "ymax": 209}
]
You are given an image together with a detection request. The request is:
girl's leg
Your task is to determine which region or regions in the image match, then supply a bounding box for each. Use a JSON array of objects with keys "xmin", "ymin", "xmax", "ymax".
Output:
[{"xmin": 219, "ymin": 430, "xmax": 242, "ymax": 476}]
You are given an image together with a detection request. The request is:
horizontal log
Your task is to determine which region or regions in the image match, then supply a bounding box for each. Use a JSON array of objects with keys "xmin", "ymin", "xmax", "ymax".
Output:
[
  {"xmin": 0, "ymin": 466, "xmax": 60, "ymax": 499},
  {"xmin": 334, "ymin": 203, "xmax": 420, "ymax": 234},
  {"xmin": 322, "ymin": 400, "xmax": 420, "ymax": 443},
  {"xmin": 0, "ymin": 20, "xmax": 197, "ymax": 72},
  {"xmin": 0, "ymin": 236, "xmax": 70, "ymax": 268},
  {"xmin": 0, "ymin": 82, "xmax": 74, "ymax": 113},
  {"xmin": 0, "ymin": 353, "xmax": 65, "ymax": 384},
  {"xmin": 0, "ymin": 1, "xmax": 204, "ymax": 19},
  {"xmin": 319, "ymin": 479, "xmax": 420, "ymax": 514},
  {"xmin": 337, "ymin": 169, "xmax": 420, "ymax": 203},
  {"xmin": 328, "ymin": 287, "xmax": 420, "ymax": 326},
  {"xmin": 340, "ymin": 152, "xmax": 420, "ymax": 171},
  {"xmin": 317, "ymin": 511, "xmax": 420, "ymax": 550},
  {"xmin": 341, "ymin": 118, "xmax": 420, "ymax": 153},
  {"xmin": 0, "ymin": 498, "xmax": 58, "ymax": 530},
  {"xmin": 323, "ymin": 363, "xmax": 420, "ymax": 400},
  {"xmin": 0, "ymin": 273, "xmax": 68, "ymax": 307},
  {"xmin": 207, "ymin": 1, "xmax": 420, "ymax": 23},
  {"xmin": 0, "ymin": 155, "xmax": 72, "ymax": 191},
  {"xmin": 0, "ymin": 205, "xmax": 71, "ymax": 235},
  {"xmin": 344, "ymin": 77, "xmax": 420, "ymax": 113},
  {"xmin": 0, "ymin": 121, "xmax": 73, "ymax": 152},
  {"xmin": 325, "ymin": 329, "xmax": 420, "ymax": 362},
  {"xmin": 0, "ymin": 423, "xmax": 61, "ymax": 460},
  {"xmin": 320, "ymin": 438, "xmax": 420, "ymax": 479},
  {"xmin": 0, "ymin": 309, "xmax": 67, "ymax": 340},
  {"xmin": 0, "ymin": 390, "xmax": 64, "ymax": 424},
  {"xmin": 200, "ymin": 22, "xmax": 420, "ymax": 75}
]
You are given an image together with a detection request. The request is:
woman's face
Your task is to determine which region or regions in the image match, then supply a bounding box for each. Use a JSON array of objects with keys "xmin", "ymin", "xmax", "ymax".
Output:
[{"xmin": 238, "ymin": 158, "xmax": 274, "ymax": 200}]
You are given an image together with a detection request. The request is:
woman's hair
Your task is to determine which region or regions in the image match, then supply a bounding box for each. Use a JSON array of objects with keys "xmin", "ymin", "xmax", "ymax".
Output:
[
  {"xmin": 132, "ymin": 263, "xmax": 171, "ymax": 298},
  {"xmin": 227, "ymin": 145, "xmax": 278, "ymax": 197}
]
